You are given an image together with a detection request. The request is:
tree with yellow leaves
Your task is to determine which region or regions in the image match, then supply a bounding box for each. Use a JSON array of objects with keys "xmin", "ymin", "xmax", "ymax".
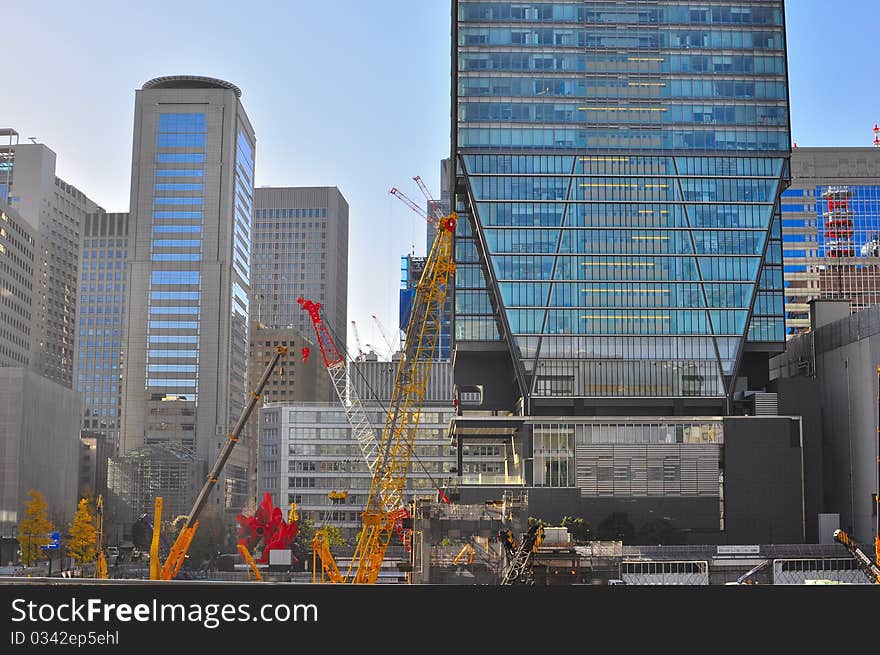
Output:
[
  {"xmin": 67, "ymin": 498, "xmax": 97, "ymax": 569},
  {"xmin": 17, "ymin": 490, "xmax": 54, "ymax": 567}
]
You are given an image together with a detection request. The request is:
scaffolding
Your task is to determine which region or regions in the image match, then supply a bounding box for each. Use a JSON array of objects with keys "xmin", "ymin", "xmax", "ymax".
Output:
[{"xmin": 107, "ymin": 444, "xmax": 200, "ymax": 538}]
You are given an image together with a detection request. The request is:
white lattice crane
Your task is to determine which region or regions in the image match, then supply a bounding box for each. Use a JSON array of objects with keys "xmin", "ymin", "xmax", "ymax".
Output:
[
  {"xmin": 350, "ymin": 320, "xmax": 367, "ymax": 362},
  {"xmin": 371, "ymin": 314, "xmax": 399, "ymax": 357}
]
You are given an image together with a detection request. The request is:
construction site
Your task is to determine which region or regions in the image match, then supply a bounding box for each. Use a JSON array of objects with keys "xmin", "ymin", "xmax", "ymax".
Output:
[{"xmin": 5, "ymin": 178, "xmax": 876, "ymax": 589}]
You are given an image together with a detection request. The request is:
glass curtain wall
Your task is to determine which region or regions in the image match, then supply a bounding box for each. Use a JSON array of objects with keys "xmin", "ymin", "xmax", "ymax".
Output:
[{"xmin": 454, "ymin": 1, "xmax": 790, "ymax": 401}]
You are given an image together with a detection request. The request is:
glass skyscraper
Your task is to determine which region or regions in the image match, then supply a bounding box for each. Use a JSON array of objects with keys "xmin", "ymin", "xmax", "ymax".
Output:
[
  {"xmin": 119, "ymin": 76, "xmax": 256, "ymax": 516},
  {"xmin": 452, "ymin": 1, "xmax": 790, "ymax": 414},
  {"xmin": 780, "ymin": 147, "xmax": 880, "ymax": 335}
]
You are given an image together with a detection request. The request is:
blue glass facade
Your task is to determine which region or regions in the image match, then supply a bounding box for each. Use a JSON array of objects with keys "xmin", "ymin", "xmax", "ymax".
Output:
[
  {"xmin": 782, "ymin": 180, "xmax": 880, "ymax": 334},
  {"xmin": 145, "ymin": 113, "xmax": 207, "ymax": 428},
  {"xmin": 453, "ymin": 1, "xmax": 789, "ymax": 404},
  {"xmin": 76, "ymin": 213, "xmax": 129, "ymax": 437}
]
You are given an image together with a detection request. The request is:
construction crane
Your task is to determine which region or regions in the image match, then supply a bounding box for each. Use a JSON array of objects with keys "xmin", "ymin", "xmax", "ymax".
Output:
[
  {"xmin": 351, "ymin": 320, "xmax": 367, "ymax": 362},
  {"xmin": 155, "ymin": 345, "xmax": 288, "ymax": 580},
  {"xmin": 299, "ymin": 298, "xmax": 412, "ymax": 560},
  {"xmin": 312, "ymin": 191, "xmax": 457, "ymax": 584},
  {"xmin": 833, "ymin": 529, "xmax": 880, "ymax": 584},
  {"xmin": 499, "ymin": 522, "xmax": 545, "ymax": 585},
  {"xmin": 412, "ymin": 175, "xmax": 445, "ymax": 223},
  {"xmin": 93, "ymin": 495, "xmax": 107, "ymax": 579},
  {"xmin": 390, "ymin": 186, "xmax": 436, "ymax": 226},
  {"xmin": 371, "ymin": 314, "xmax": 398, "ymax": 357}
]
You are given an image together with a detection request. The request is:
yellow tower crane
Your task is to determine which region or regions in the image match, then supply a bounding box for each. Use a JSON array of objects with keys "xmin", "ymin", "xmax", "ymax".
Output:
[{"xmin": 313, "ymin": 184, "xmax": 456, "ymax": 584}]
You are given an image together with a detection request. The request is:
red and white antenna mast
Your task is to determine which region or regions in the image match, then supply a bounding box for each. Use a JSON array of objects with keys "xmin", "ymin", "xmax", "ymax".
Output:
[{"xmin": 873, "ymin": 123, "xmax": 879, "ymax": 148}]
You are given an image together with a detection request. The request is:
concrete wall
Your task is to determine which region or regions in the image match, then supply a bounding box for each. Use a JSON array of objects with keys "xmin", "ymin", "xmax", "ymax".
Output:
[
  {"xmin": 773, "ymin": 304, "xmax": 880, "ymax": 545},
  {"xmin": 0, "ymin": 368, "xmax": 80, "ymax": 532},
  {"xmin": 812, "ymin": 333, "xmax": 879, "ymax": 543},
  {"xmin": 723, "ymin": 416, "xmax": 805, "ymax": 544},
  {"xmin": 774, "ymin": 377, "xmax": 824, "ymax": 542}
]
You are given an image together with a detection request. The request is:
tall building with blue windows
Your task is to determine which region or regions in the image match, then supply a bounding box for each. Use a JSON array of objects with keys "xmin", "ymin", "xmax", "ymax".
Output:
[
  {"xmin": 119, "ymin": 76, "xmax": 256, "ymax": 516},
  {"xmin": 780, "ymin": 147, "xmax": 880, "ymax": 335},
  {"xmin": 448, "ymin": 3, "xmax": 801, "ymax": 544},
  {"xmin": 74, "ymin": 211, "xmax": 130, "ymax": 441}
]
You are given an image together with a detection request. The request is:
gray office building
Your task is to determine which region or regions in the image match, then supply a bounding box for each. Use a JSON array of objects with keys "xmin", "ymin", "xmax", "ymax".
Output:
[
  {"xmin": 0, "ymin": 367, "xmax": 81, "ymax": 533},
  {"xmin": 119, "ymin": 76, "xmax": 256, "ymax": 516},
  {"xmin": 252, "ymin": 187, "xmax": 349, "ymax": 349},
  {"xmin": 74, "ymin": 211, "xmax": 130, "ymax": 441},
  {"xmin": 771, "ymin": 300, "xmax": 880, "ymax": 545},
  {"xmin": 0, "ymin": 130, "xmax": 103, "ymax": 387},
  {"xmin": 0, "ymin": 201, "xmax": 36, "ymax": 367}
]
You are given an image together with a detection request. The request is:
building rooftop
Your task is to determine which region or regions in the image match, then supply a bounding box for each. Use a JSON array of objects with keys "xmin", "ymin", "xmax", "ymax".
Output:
[{"xmin": 142, "ymin": 75, "xmax": 242, "ymax": 98}]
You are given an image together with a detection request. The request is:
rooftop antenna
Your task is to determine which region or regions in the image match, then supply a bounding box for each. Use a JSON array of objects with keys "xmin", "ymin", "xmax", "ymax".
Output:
[
  {"xmin": 27, "ymin": 137, "xmax": 37, "ymax": 144},
  {"xmin": 873, "ymin": 123, "xmax": 879, "ymax": 148}
]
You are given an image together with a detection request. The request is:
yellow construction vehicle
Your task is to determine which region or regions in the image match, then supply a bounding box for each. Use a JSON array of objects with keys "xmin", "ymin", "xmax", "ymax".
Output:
[
  {"xmin": 833, "ymin": 529, "xmax": 880, "ymax": 584},
  {"xmin": 93, "ymin": 495, "xmax": 107, "ymax": 579},
  {"xmin": 312, "ymin": 198, "xmax": 456, "ymax": 584},
  {"xmin": 153, "ymin": 345, "xmax": 288, "ymax": 580}
]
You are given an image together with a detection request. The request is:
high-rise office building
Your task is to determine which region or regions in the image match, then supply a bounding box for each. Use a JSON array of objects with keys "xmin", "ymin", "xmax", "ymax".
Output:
[
  {"xmin": 0, "ymin": 130, "xmax": 103, "ymax": 387},
  {"xmin": 0, "ymin": 201, "xmax": 36, "ymax": 367},
  {"xmin": 74, "ymin": 211, "xmax": 130, "ymax": 441},
  {"xmin": 252, "ymin": 187, "xmax": 349, "ymax": 349},
  {"xmin": 448, "ymin": 2, "xmax": 795, "ymax": 541},
  {"xmin": 119, "ymin": 76, "xmax": 256, "ymax": 515},
  {"xmin": 780, "ymin": 147, "xmax": 880, "ymax": 335}
]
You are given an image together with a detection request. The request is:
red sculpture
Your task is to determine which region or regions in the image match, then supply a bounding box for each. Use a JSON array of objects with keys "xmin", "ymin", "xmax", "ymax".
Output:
[{"xmin": 236, "ymin": 492, "xmax": 299, "ymax": 564}]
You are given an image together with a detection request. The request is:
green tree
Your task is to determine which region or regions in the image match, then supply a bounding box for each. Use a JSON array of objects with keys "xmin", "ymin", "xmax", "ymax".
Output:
[
  {"xmin": 17, "ymin": 490, "xmax": 54, "ymax": 566},
  {"xmin": 67, "ymin": 498, "xmax": 97, "ymax": 568},
  {"xmin": 561, "ymin": 516, "xmax": 592, "ymax": 544},
  {"xmin": 320, "ymin": 525, "xmax": 347, "ymax": 547},
  {"xmin": 292, "ymin": 517, "xmax": 316, "ymax": 567},
  {"xmin": 186, "ymin": 509, "xmax": 235, "ymax": 569}
]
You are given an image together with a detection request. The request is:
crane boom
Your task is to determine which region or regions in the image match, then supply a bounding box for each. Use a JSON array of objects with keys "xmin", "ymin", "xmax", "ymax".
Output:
[
  {"xmin": 344, "ymin": 212, "xmax": 457, "ymax": 584},
  {"xmin": 412, "ymin": 175, "xmax": 445, "ymax": 223},
  {"xmin": 390, "ymin": 187, "xmax": 434, "ymax": 225},
  {"xmin": 299, "ymin": 298, "xmax": 381, "ymax": 479},
  {"xmin": 371, "ymin": 314, "xmax": 398, "ymax": 357},
  {"xmin": 159, "ymin": 345, "xmax": 288, "ymax": 580},
  {"xmin": 298, "ymin": 298, "xmax": 412, "ymax": 553},
  {"xmin": 351, "ymin": 320, "xmax": 367, "ymax": 361},
  {"xmin": 833, "ymin": 529, "xmax": 880, "ymax": 584}
]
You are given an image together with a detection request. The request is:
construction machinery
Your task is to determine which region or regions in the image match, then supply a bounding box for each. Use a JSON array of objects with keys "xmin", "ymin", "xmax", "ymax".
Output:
[
  {"xmin": 500, "ymin": 522, "xmax": 545, "ymax": 585},
  {"xmin": 300, "ymin": 297, "xmax": 415, "ymax": 560},
  {"xmin": 154, "ymin": 345, "xmax": 288, "ymax": 580},
  {"xmin": 310, "ymin": 188, "xmax": 456, "ymax": 584},
  {"xmin": 351, "ymin": 320, "xmax": 368, "ymax": 362},
  {"xmin": 833, "ymin": 529, "xmax": 880, "ymax": 584},
  {"xmin": 93, "ymin": 495, "xmax": 108, "ymax": 579},
  {"xmin": 733, "ymin": 559, "xmax": 772, "ymax": 585},
  {"xmin": 372, "ymin": 313, "xmax": 399, "ymax": 356}
]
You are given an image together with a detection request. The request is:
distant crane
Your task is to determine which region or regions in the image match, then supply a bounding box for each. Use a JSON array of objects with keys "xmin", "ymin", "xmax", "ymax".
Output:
[
  {"xmin": 412, "ymin": 175, "xmax": 445, "ymax": 223},
  {"xmin": 371, "ymin": 314, "xmax": 399, "ymax": 357},
  {"xmin": 350, "ymin": 320, "xmax": 367, "ymax": 362}
]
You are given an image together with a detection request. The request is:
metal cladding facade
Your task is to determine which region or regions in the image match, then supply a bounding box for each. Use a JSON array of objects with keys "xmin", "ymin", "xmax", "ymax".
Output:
[{"xmin": 452, "ymin": 1, "xmax": 790, "ymax": 412}]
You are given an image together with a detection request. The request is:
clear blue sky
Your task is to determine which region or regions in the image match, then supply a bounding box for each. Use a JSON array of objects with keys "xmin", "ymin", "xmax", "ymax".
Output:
[{"xmin": 2, "ymin": 0, "xmax": 878, "ymax": 353}]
